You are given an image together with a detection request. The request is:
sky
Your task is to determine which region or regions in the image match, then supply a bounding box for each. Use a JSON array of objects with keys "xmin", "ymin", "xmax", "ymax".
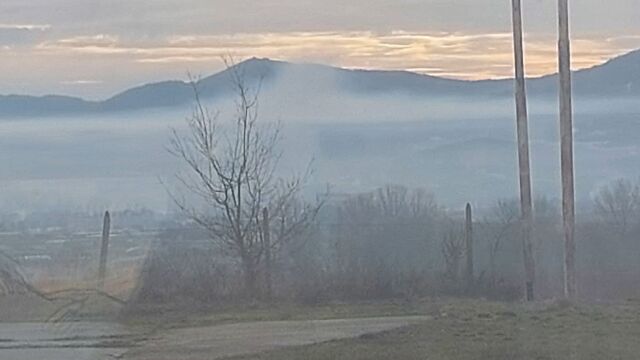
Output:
[{"xmin": 1, "ymin": 0, "xmax": 639, "ymax": 99}]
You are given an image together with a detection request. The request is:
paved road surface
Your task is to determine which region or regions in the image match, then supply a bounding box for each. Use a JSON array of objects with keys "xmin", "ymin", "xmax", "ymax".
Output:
[
  {"xmin": 125, "ymin": 315, "xmax": 429, "ymax": 360},
  {"xmin": 0, "ymin": 322, "xmax": 131, "ymax": 360}
]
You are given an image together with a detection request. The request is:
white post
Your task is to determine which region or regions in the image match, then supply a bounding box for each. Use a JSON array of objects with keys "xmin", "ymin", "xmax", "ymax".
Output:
[
  {"xmin": 511, "ymin": 0, "xmax": 536, "ymax": 301},
  {"xmin": 558, "ymin": 0, "xmax": 577, "ymax": 299}
]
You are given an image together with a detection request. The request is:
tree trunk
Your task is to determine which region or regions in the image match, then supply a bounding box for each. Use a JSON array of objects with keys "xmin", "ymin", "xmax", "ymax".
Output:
[
  {"xmin": 558, "ymin": 0, "xmax": 577, "ymax": 299},
  {"xmin": 511, "ymin": 0, "xmax": 536, "ymax": 301},
  {"xmin": 262, "ymin": 207, "xmax": 273, "ymax": 299},
  {"xmin": 97, "ymin": 211, "xmax": 111, "ymax": 291},
  {"xmin": 242, "ymin": 256, "xmax": 258, "ymax": 299},
  {"xmin": 489, "ymin": 251, "xmax": 497, "ymax": 288}
]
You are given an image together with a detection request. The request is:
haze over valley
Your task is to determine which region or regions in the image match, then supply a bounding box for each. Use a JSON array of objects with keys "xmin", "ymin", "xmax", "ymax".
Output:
[{"xmin": 1, "ymin": 52, "xmax": 639, "ymax": 212}]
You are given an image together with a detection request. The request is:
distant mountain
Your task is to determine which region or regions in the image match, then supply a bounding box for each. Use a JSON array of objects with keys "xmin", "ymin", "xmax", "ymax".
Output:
[
  {"xmin": 0, "ymin": 95, "xmax": 96, "ymax": 116},
  {"xmin": 526, "ymin": 49, "xmax": 640, "ymax": 96},
  {"xmin": 2, "ymin": 49, "xmax": 639, "ymax": 117}
]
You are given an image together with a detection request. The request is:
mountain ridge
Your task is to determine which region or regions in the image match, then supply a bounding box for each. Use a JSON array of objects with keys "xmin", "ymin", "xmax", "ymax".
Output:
[{"xmin": 2, "ymin": 49, "xmax": 639, "ymax": 117}]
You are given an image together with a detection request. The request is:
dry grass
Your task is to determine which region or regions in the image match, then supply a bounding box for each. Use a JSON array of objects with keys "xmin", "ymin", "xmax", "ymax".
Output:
[
  {"xmin": 6, "ymin": 292, "xmax": 640, "ymax": 360},
  {"xmin": 30, "ymin": 263, "xmax": 141, "ymax": 297},
  {"xmin": 122, "ymin": 299, "xmax": 440, "ymax": 329},
  {"xmin": 0, "ymin": 267, "xmax": 140, "ymax": 322},
  {"xmin": 225, "ymin": 299, "xmax": 640, "ymax": 360}
]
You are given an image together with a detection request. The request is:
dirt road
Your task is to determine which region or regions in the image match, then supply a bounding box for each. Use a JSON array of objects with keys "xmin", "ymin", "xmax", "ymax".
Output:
[{"xmin": 125, "ymin": 315, "xmax": 429, "ymax": 360}]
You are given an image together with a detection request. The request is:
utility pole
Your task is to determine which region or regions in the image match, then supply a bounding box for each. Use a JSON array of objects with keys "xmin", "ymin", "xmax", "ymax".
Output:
[
  {"xmin": 511, "ymin": 0, "xmax": 536, "ymax": 301},
  {"xmin": 464, "ymin": 203, "xmax": 474, "ymax": 291},
  {"xmin": 558, "ymin": 0, "xmax": 577, "ymax": 299},
  {"xmin": 97, "ymin": 211, "xmax": 111, "ymax": 291}
]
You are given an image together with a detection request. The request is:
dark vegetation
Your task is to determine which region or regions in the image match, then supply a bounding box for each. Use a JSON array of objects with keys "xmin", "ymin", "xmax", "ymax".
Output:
[
  {"xmin": 123, "ymin": 64, "xmax": 640, "ymax": 310},
  {"xmin": 126, "ymin": 177, "xmax": 640, "ymax": 310},
  {"xmin": 1, "ymin": 63, "xmax": 639, "ymax": 322}
]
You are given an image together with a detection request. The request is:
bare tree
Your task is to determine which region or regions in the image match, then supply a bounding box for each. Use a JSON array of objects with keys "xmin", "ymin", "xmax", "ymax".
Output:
[
  {"xmin": 333, "ymin": 185, "xmax": 440, "ymax": 298},
  {"xmin": 532, "ymin": 196, "xmax": 560, "ymax": 268},
  {"xmin": 0, "ymin": 220, "xmax": 39, "ymax": 296},
  {"xmin": 168, "ymin": 61, "xmax": 322, "ymax": 298},
  {"xmin": 0, "ymin": 219, "xmax": 29, "ymax": 294},
  {"xmin": 594, "ymin": 179, "xmax": 640, "ymax": 237},
  {"xmin": 441, "ymin": 224, "xmax": 464, "ymax": 284},
  {"xmin": 376, "ymin": 185, "xmax": 439, "ymax": 219},
  {"xmin": 0, "ymin": 250, "xmax": 31, "ymax": 295},
  {"xmin": 484, "ymin": 199, "xmax": 519, "ymax": 287}
]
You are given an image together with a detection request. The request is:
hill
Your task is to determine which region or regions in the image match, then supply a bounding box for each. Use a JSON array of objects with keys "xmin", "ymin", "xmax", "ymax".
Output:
[{"xmin": 1, "ymin": 49, "xmax": 639, "ymax": 117}]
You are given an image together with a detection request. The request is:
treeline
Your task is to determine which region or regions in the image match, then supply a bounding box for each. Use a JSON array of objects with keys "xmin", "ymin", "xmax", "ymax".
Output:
[
  {"xmin": 130, "ymin": 178, "xmax": 640, "ymax": 307},
  {"xmin": 129, "ymin": 65, "xmax": 640, "ymax": 307}
]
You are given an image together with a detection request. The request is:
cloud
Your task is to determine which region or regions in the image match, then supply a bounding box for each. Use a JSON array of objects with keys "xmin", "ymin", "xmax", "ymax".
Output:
[
  {"xmin": 1, "ymin": 0, "xmax": 639, "ymax": 36},
  {"xmin": 60, "ymin": 79, "xmax": 103, "ymax": 85},
  {"xmin": 34, "ymin": 31, "xmax": 640, "ymax": 80},
  {"xmin": 1, "ymin": 0, "xmax": 638, "ymax": 99},
  {"xmin": 0, "ymin": 24, "xmax": 50, "ymax": 31},
  {"xmin": 56, "ymin": 34, "xmax": 118, "ymax": 46},
  {"xmin": 0, "ymin": 23, "xmax": 51, "ymax": 47}
]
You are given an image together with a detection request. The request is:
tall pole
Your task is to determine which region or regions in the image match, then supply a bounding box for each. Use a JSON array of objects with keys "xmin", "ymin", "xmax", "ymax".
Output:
[
  {"xmin": 464, "ymin": 203, "xmax": 474, "ymax": 291},
  {"xmin": 558, "ymin": 0, "xmax": 577, "ymax": 299},
  {"xmin": 98, "ymin": 211, "xmax": 111, "ymax": 291},
  {"xmin": 511, "ymin": 0, "xmax": 536, "ymax": 301}
]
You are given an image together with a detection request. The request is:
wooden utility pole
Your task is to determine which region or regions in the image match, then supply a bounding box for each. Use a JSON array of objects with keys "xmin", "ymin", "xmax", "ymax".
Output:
[
  {"xmin": 511, "ymin": 0, "xmax": 536, "ymax": 301},
  {"xmin": 558, "ymin": 0, "xmax": 577, "ymax": 299},
  {"xmin": 464, "ymin": 203, "xmax": 474, "ymax": 290},
  {"xmin": 97, "ymin": 211, "xmax": 111, "ymax": 291},
  {"xmin": 262, "ymin": 207, "xmax": 273, "ymax": 299}
]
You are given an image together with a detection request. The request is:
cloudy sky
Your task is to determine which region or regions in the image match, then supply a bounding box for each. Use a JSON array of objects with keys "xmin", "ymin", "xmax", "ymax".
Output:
[{"xmin": 1, "ymin": 0, "xmax": 639, "ymax": 99}]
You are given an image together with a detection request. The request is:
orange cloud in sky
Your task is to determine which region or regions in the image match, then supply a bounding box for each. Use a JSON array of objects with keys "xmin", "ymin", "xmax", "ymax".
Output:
[
  {"xmin": 3, "ymin": 30, "xmax": 639, "ymax": 98},
  {"xmin": 34, "ymin": 31, "xmax": 640, "ymax": 80}
]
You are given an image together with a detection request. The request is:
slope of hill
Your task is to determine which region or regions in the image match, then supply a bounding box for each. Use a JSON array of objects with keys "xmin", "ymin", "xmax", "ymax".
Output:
[
  {"xmin": 0, "ymin": 95, "xmax": 97, "ymax": 116},
  {"xmin": 1, "ymin": 49, "xmax": 639, "ymax": 117}
]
